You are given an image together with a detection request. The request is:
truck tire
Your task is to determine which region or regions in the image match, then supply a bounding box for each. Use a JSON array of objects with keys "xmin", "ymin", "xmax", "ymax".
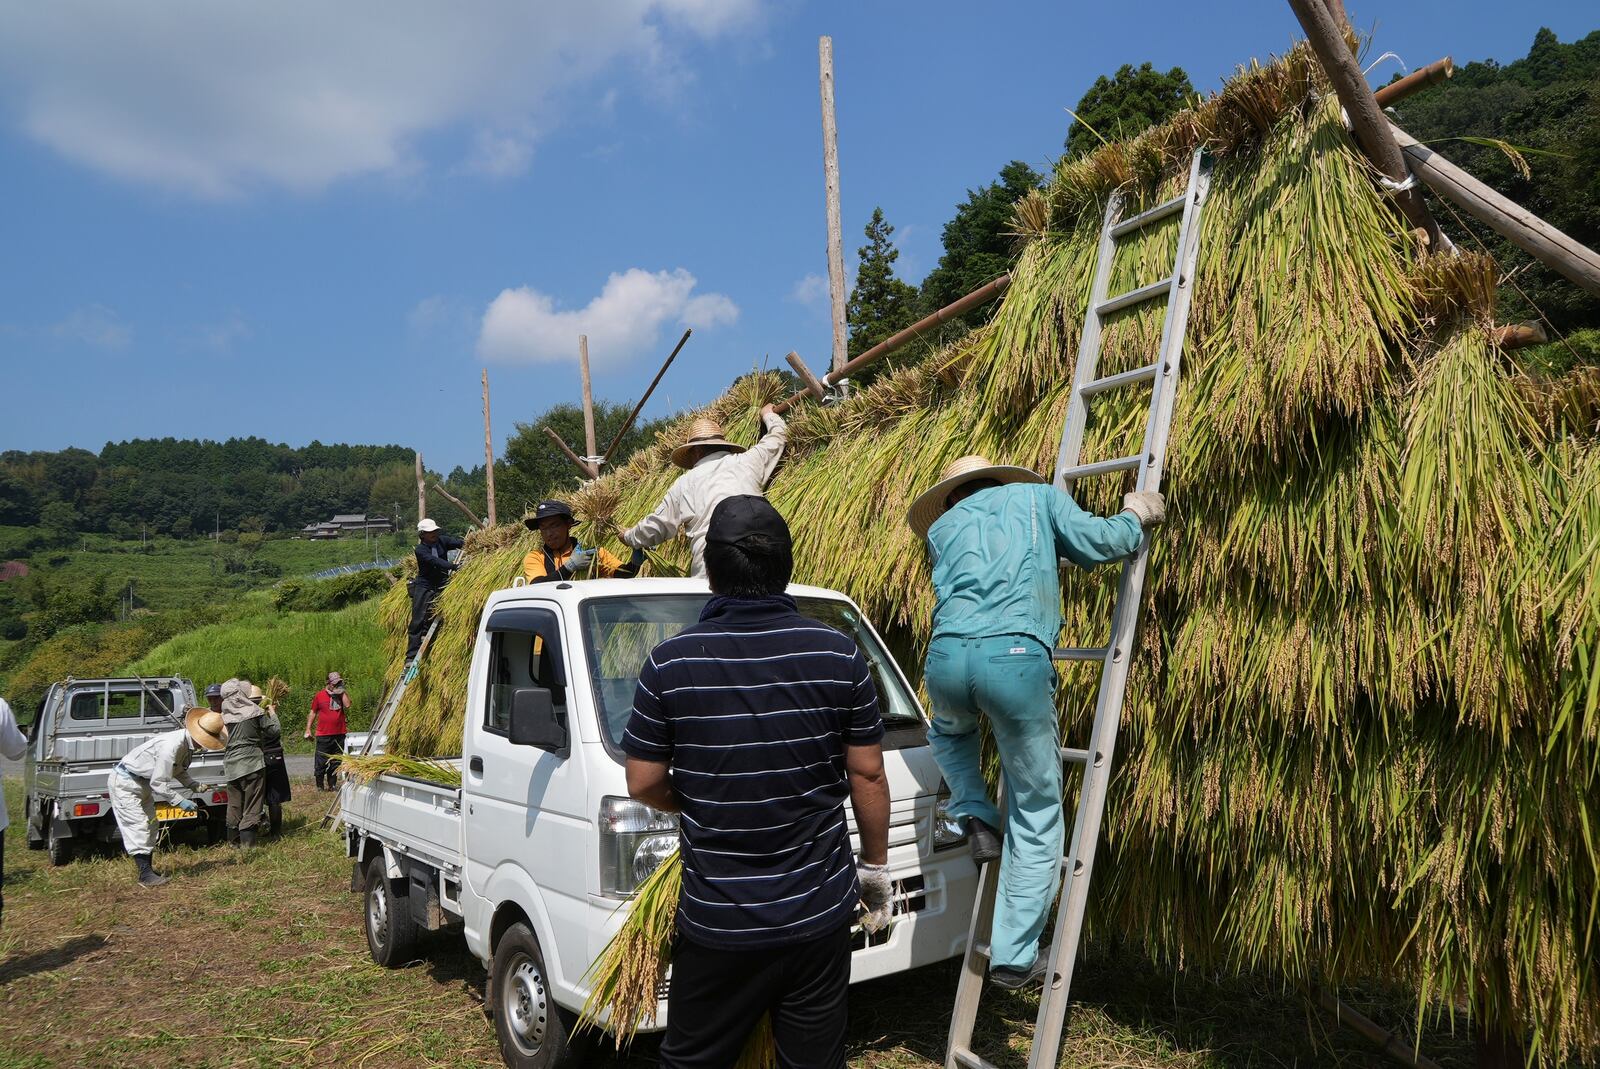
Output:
[
  {"xmin": 47, "ymin": 822, "xmax": 74, "ymax": 867},
  {"xmin": 491, "ymin": 922, "xmax": 585, "ymax": 1069},
  {"xmin": 364, "ymin": 855, "xmax": 419, "ymax": 967}
]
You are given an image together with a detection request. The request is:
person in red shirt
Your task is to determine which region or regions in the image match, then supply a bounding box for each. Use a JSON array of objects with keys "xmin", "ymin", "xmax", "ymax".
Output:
[{"xmin": 303, "ymin": 671, "xmax": 350, "ymax": 791}]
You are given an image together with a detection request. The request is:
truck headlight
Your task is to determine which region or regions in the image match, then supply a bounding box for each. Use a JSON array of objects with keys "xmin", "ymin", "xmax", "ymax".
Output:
[
  {"xmin": 933, "ymin": 793, "xmax": 967, "ymax": 851},
  {"xmin": 599, "ymin": 796, "xmax": 679, "ymax": 897}
]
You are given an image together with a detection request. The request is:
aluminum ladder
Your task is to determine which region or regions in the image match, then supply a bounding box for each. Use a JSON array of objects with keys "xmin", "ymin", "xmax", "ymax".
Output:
[
  {"xmin": 945, "ymin": 147, "xmax": 1211, "ymax": 1069},
  {"xmin": 320, "ymin": 617, "xmax": 439, "ymax": 828}
]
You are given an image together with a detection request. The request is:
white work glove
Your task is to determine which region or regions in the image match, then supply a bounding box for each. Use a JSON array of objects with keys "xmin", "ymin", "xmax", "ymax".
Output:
[
  {"xmin": 566, "ymin": 547, "xmax": 596, "ymax": 574},
  {"xmin": 1121, "ymin": 490, "xmax": 1166, "ymax": 528},
  {"xmin": 857, "ymin": 861, "xmax": 893, "ymax": 934}
]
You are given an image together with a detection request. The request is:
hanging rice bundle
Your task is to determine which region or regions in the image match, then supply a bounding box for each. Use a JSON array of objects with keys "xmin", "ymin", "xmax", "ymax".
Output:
[
  {"xmin": 375, "ymin": 39, "xmax": 1600, "ymax": 1064},
  {"xmin": 338, "ymin": 752, "xmax": 463, "ymax": 788}
]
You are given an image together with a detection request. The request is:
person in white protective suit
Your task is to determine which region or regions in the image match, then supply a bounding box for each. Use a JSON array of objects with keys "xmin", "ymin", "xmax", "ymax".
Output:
[{"xmin": 109, "ymin": 707, "xmax": 227, "ymax": 887}]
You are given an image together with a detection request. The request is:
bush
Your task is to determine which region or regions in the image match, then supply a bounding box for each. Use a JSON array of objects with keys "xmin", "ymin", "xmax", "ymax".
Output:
[
  {"xmin": 270, "ymin": 569, "xmax": 390, "ymax": 613},
  {"xmin": 0, "ymin": 615, "xmax": 26, "ymax": 641}
]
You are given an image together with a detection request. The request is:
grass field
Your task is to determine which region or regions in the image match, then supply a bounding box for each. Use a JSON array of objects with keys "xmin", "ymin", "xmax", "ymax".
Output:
[
  {"xmin": 0, "ymin": 778, "xmax": 1479, "ymax": 1069},
  {"xmin": 125, "ymin": 597, "xmax": 390, "ymax": 753}
]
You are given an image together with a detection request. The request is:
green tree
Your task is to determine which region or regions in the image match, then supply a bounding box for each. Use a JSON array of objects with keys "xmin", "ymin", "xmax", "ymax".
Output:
[
  {"xmin": 39, "ymin": 500, "xmax": 79, "ymax": 544},
  {"xmin": 1391, "ymin": 28, "xmax": 1600, "ymax": 340},
  {"xmin": 1065, "ymin": 62, "xmax": 1195, "ymax": 158},
  {"xmin": 919, "ymin": 161, "xmax": 1043, "ymax": 328},
  {"xmin": 846, "ymin": 208, "xmax": 920, "ymax": 370},
  {"xmin": 495, "ymin": 401, "xmax": 670, "ymax": 520}
]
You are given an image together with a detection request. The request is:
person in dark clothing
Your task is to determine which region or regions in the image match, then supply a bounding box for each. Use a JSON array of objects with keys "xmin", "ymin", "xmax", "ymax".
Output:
[
  {"xmin": 221, "ymin": 678, "xmax": 279, "ymax": 849},
  {"xmin": 407, "ymin": 518, "xmax": 464, "ymax": 660},
  {"xmin": 622, "ymin": 496, "xmax": 892, "ymax": 1069},
  {"xmin": 249, "ymin": 684, "xmax": 291, "ymax": 833}
]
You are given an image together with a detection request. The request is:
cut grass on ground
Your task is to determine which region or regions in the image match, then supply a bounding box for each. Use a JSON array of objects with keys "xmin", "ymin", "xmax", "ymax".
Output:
[{"xmin": 2, "ymin": 779, "xmax": 1478, "ymax": 1069}]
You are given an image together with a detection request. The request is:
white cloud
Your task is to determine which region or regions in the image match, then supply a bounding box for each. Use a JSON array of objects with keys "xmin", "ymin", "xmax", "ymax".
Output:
[
  {"xmin": 477, "ymin": 268, "xmax": 736, "ymax": 366},
  {"xmin": 789, "ymin": 273, "xmax": 830, "ymax": 306},
  {"xmin": 0, "ymin": 2, "xmax": 761, "ymax": 197},
  {"xmin": 185, "ymin": 312, "xmax": 251, "ymax": 353},
  {"xmin": 50, "ymin": 304, "xmax": 131, "ymax": 350}
]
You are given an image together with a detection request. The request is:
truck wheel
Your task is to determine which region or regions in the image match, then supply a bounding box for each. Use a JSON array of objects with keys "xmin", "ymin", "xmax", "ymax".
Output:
[
  {"xmin": 491, "ymin": 922, "xmax": 584, "ymax": 1069},
  {"xmin": 364, "ymin": 855, "xmax": 419, "ymax": 967},
  {"xmin": 47, "ymin": 823, "xmax": 74, "ymax": 867}
]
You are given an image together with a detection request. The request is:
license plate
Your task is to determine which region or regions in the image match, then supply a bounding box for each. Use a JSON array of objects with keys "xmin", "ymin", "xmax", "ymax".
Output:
[{"xmin": 156, "ymin": 805, "xmax": 200, "ymax": 821}]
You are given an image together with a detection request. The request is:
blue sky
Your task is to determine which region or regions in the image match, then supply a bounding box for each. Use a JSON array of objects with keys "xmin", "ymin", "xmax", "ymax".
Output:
[{"xmin": 1, "ymin": 1, "xmax": 1593, "ymax": 472}]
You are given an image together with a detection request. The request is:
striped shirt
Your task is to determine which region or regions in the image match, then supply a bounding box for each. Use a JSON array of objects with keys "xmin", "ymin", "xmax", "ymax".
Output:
[{"xmin": 622, "ymin": 593, "xmax": 884, "ymax": 949}]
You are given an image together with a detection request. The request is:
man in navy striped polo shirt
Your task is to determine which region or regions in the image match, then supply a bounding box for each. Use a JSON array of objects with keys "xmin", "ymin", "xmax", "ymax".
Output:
[{"xmin": 624, "ymin": 495, "xmax": 892, "ymax": 1069}]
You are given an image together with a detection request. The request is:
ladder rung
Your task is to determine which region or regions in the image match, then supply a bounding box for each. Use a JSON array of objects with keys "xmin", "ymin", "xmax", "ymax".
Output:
[
  {"xmin": 1096, "ymin": 277, "xmax": 1174, "ymax": 317},
  {"xmin": 1110, "ymin": 193, "xmax": 1187, "ymax": 238},
  {"xmin": 1052, "ymin": 646, "xmax": 1107, "ymax": 662},
  {"xmin": 1061, "ymin": 747, "xmax": 1090, "ymax": 765},
  {"xmin": 1059, "ymin": 454, "xmax": 1142, "ymax": 482},
  {"xmin": 951, "ymin": 1048, "xmax": 1000, "ymax": 1069},
  {"xmin": 1078, "ymin": 361, "xmax": 1160, "ymax": 398}
]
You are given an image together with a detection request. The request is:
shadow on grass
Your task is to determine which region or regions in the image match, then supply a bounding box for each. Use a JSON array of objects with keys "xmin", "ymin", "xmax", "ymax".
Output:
[{"xmin": 0, "ymin": 934, "xmax": 109, "ymax": 986}]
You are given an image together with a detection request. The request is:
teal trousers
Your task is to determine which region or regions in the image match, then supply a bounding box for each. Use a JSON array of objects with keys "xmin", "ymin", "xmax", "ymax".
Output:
[{"xmin": 924, "ymin": 634, "xmax": 1061, "ymax": 970}]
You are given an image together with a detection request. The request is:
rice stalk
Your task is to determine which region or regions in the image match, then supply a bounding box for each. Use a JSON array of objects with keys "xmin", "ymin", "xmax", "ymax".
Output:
[{"xmin": 337, "ymin": 753, "xmax": 462, "ymax": 787}]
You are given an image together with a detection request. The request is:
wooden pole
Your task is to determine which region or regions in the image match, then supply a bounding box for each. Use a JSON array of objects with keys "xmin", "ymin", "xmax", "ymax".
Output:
[
  {"xmin": 578, "ymin": 334, "xmax": 598, "ymax": 462},
  {"xmin": 819, "ymin": 36, "xmax": 848, "ymax": 384},
  {"xmin": 1322, "ymin": 0, "xmax": 1350, "ymax": 33},
  {"xmin": 601, "ymin": 328, "xmax": 692, "ymax": 469},
  {"xmin": 1287, "ymin": 0, "xmax": 1444, "ymax": 250},
  {"xmin": 481, "ymin": 369, "xmax": 497, "ymax": 528},
  {"xmin": 773, "ymin": 273, "xmax": 1013, "ymax": 414},
  {"xmin": 414, "ymin": 452, "xmax": 427, "ymax": 522},
  {"xmin": 1373, "ymin": 57, "xmax": 1454, "ymax": 108},
  {"xmin": 544, "ymin": 426, "xmax": 598, "ymax": 479},
  {"xmin": 1316, "ymin": 989, "xmax": 1445, "ymax": 1069},
  {"xmin": 430, "ymin": 482, "xmax": 483, "ymax": 528},
  {"xmin": 1388, "ymin": 123, "xmax": 1600, "ymax": 298}
]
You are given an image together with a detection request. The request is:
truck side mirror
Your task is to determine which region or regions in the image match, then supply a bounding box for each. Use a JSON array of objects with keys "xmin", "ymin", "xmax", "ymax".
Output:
[{"xmin": 508, "ymin": 687, "xmax": 567, "ymax": 755}]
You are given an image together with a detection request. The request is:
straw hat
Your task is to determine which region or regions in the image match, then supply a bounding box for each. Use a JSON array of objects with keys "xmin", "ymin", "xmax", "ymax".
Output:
[
  {"xmin": 671, "ymin": 418, "xmax": 745, "ymax": 470},
  {"xmin": 906, "ymin": 454, "xmax": 1046, "ymax": 538},
  {"xmin": 184, "ymin": 707, "xmax": 228, "ymax": 751}
]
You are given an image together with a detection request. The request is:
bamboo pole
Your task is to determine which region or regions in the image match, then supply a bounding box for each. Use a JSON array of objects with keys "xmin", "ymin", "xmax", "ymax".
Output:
[
  {"xmin": 1388, "ymin": 123, "xmax": 1600, "ymax": 298},
  {"xmin": 544, "ymin": 426, "xmax": 598, "ymax": 479},
  {"xmin": 819, "ymin": 36, "xmax": 848, "ymax": 384},
  {"xmin": 578, "ymin": 334, "xmax": 598, "ymax": 462},
  {"xmin": 414, "ymin": 452, "xmax": 426, "ymax": 522},
  {"xmin": 773, "ymin": 273, "xmax": 1012, "ymax": 414},
  {"xmin": 1287, "ymin": 0, "xmax": 1445, "ymax": 250},
  {"xmin": 481, "ymin": 369, "xmax": 497, "ymax": 528},
  {"xmin": 1373, "ymin": 57, "xmax": 1454, "ymax": 108},
  {"xmin": 1316, "ymin": 989, "xmax": 1445, "ymax": 1069},
  {"xmin": 601, "ymin": 328, "xmax": 692, "ymax": 469},
  {"xmin": 430, "ymin": 482, "xmax": 483, "ymax": 528}
]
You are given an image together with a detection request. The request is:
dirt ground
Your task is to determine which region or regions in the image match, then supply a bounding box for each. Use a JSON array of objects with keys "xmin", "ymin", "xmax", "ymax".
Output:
[{"xmin": 1, "ymin": 781, "xmax": 1476, "ymax": 1069}]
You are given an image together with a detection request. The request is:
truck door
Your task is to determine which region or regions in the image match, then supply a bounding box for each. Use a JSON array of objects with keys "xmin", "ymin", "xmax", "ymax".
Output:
[{"xmin": 462, "ymin": 605, "xmax": 591, "ymax": 975}]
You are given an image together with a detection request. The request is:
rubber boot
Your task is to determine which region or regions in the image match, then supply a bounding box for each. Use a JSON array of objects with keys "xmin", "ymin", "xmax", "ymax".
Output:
[
  {"xmin": 966, "ymin": 817, "xmax": 1004, "ymax": 866},
  {"xmin": 134, "ymin": 854, "xmax": 169, "ymax": 888},
  {"xmin": 226, "ymin": 823, "xmax": 240, "ymax": 848},
  {"xmin": 239, "ymin": 827, "xmax": 258, "ymax": 850}
]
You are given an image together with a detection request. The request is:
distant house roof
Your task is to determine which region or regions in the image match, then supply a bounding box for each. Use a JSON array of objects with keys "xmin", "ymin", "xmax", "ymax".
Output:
[{"xmin": 331, "ymin": 514, "xmax": 367, "ymax": 524}]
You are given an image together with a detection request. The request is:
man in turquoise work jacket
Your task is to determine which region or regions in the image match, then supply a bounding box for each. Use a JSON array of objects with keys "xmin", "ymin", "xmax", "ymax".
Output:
[{"xmin": 907, "ymin": 454, "xmax": 1165, "ymax": 989}]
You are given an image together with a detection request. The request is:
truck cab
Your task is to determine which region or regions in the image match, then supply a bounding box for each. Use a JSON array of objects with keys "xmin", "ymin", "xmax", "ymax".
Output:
[{"xmin": 341, "ymin": 578, "xmax": 977, "ymax": 1068}]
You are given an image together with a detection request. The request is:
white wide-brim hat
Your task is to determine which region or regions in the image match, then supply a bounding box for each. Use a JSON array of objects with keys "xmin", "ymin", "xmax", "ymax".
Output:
[{"xmin": 906, "ymin": 454, "xmax": 1046, "ymax": 538}]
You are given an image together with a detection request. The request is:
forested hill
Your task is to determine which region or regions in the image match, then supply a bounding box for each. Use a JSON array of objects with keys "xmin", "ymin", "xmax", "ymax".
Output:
[{"xmin": 0, "ymin": 437, "xmax": 423, "ymax": 538}]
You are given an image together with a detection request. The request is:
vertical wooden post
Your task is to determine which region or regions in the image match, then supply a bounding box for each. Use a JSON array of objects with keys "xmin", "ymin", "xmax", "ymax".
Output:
[
  {"xmin": 819, "ymin": 35, "xmax": 848, "ymax": 384},
  {"xmin": 1287, "ymin": 0, "xmax": 1445, "ymax": 250},
  {"xmin": 414, "ymin": 452, "xmax": 427, "ymax": 523},
  {"xmin": 578, "ymin": 334, "xmax": 598, "ymax": 464},
  {"xmin": 481, "ymin": 368, "xmax": 498, "ymax": 528}
]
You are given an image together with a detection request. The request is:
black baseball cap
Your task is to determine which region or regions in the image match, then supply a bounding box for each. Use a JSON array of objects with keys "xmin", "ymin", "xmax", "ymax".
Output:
[
  {"xmin": 707, "ymin": 495, "xmax": 790, "ymax": 548},
  {"xmin": 525, "ymin": 500, "xmax": 575, "ymax": 529}
]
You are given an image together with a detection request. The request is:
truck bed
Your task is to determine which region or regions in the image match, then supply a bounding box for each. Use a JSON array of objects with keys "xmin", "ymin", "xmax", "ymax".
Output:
[{"xmin": 339, "ymin": 761, "xmax": 464, "ymax": 881}]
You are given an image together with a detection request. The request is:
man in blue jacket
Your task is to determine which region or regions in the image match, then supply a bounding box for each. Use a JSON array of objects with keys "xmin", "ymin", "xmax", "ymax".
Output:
[
  {"xmin": 907, "ymin": 454, "xmax": 1164, "ymax": 988},
  {"xmin": 406, "ymin": 518, "xmax": 464, "ymax": 661}
]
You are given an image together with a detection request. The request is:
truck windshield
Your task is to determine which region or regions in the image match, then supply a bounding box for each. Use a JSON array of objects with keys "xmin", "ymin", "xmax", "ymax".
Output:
[{"xmin": 581, "ymin": 594, "xmax": 925, "ymax": 750}]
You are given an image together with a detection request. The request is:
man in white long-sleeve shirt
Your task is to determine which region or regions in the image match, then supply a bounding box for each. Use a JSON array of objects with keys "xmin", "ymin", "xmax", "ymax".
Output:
[
  {"xmin": 0, "ymin": 697, "xmax": 29, "ymax": 927},
  {"xmin": 110, "ymin": 708, "xmax": 226, "ymax": 886},
  {"xmin": 620, "ymin": 404, "xmax": 788, "ymax": 578}
]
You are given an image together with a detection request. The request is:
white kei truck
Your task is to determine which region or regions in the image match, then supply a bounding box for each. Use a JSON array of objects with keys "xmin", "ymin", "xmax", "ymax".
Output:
[{"xmin": 338, "ymin": 577, "xmax": 978, "ymax": 1069}]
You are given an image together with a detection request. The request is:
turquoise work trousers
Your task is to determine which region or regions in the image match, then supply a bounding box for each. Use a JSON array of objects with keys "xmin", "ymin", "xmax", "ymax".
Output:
[{"xmin": 924, "ymin": 634, "xmax": 1062, "ymax": 970}]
